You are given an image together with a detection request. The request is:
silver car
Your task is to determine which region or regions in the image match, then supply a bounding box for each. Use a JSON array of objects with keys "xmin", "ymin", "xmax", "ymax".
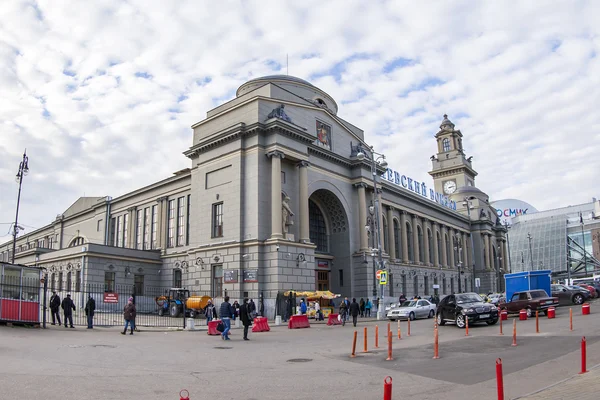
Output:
[{"xmin": 386, "ymin": 299, "xmax": 437, "ymax": 321}]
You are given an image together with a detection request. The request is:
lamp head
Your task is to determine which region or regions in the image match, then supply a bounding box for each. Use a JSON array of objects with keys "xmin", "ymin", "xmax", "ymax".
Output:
[
  {"xmin": 356, "ymin": 151, "xmax": 365, "ymax": 160},
  {"xmin": 379, "ymin": 158, "xmax": 388, "ymax": 168}
]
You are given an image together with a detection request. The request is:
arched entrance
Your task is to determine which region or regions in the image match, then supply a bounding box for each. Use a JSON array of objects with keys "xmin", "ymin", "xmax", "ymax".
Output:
[{"xmin": 308, "ymin": 189, "xmax": 350, "ymax": 295}]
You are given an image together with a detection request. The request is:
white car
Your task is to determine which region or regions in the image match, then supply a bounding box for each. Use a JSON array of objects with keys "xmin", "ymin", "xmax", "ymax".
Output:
[{"xmin": 387, "ymin": 299, "xmax": 437, "ymax": 321}]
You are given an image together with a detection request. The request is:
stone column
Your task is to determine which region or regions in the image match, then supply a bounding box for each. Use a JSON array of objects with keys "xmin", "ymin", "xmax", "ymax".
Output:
[
  {"xmin": 441, "ymin": 226, "xmax": 448, "ymax": 267},
  {"xmin": 400, "ymin": 211, "xmax": 409, "ymax": 263},
  {"xmin": 484, "ymin": 234, "xmax": 491, "ymax": 270},
  {"xmin": 268, "ymin": 151, "xmax": 285, "ymax": 239},
  {"xmin": 449, "ymin": 228, "xmax": 455, "ymax": 269},
  {"xmin": 297, "ymin": 161, "xmax": 310, "ymax": 243},
  {"xmin": 423, "ymin": 219, "xmax": 431, "ymax": 266},
  {"xmin": 432, "ymin": 222, "xmax": 440, "ymax": 267},
  {"xmin": 377, "ymin": 189, "xmax": 385, "ymax": 254},
  {"xmin": 412, "ymin": 215, "xmax": 420, "ymax": 263},
  {"xmin": 355, "ymin": 183, "xmax": 368, "ymax": 251},
  {"xmin": 463, "ymin": 233, "xmax": 470, "ymax": 269},
  {"xmin": 157, "ymin": 196, "xmax": 168, "ymax": 250},
  {"xmin": 127, "ymin": 206, "xmax": 137, "ymax": 248},
  {"xmin": 387, "ymin": 206, "xmax": 396, "ymax": 259}
]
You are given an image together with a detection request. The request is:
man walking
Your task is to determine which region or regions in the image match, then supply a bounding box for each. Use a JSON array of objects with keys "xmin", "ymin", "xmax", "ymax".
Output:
[
  {"xmin": 240, "ymin": 298, "xmax": 252, "ymax": 341},
  {"xmin": 365, "ymin": 298, "xmax": 372, "ymax": 318},
  {"xmin": 204, "ymin": 300, "xmax": 215, "ymax": 324},
  {"xmin": 219, "ymin": 296, "xmax": 234, "ymax": 340},
  {"xmin": 122, "ymin": 297, "xmax": 136, "ymax": 335},
  {"xmin": 61, "ymin": 293, "xmax": 75, "ymax": 328},
  {"xmin": 349, "ymin": 298, "xmax": 360, "ymax": 327},
  {"xmin": 359, "ymin": 298, "xmax": 365, "ymax": 317},
  {"xmin": 50, "ymin": 291, "xmax": 61, "ymax": 326},
  {"xmin": 84, "ymin": 295, "xmax": 96, "ymax": 329}
]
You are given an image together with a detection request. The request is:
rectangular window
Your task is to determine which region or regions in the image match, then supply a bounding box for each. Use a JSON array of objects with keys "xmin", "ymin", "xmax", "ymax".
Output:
[
  {"xmin": 424, "ymin": 276, "xmax": 429, "ymax": 296},
  {"xmin": 186, "ymin": 195, "xmax": 191, "ymax": 246},
  {"xmin": 123, "ymin": 213, "xmax": 129, "ymax": 248},
  {"xmin": 212, "ymin": 265, "xmax": 223, "ymax": 297},
  {"xmin": 104, "ymin": 271, "xmax": 115, "ymax": 292},
  {"xmin": 134, "ymin": 274, "xmax": 144, "ymax": 296},
  {"xmin": 58, "ymin": 272, "xmax": 63, "ymax": 291},
  {"xmin": 136, "ymin": 210, "xmax": 143, "ymax": 249},
  {"xmin": 167, "ymin": 200, "xmax": 176, "ymax": 248},
  {"xmin": 151, "ymin": 205, "xmax": 158, "ymax": 249},
  {"xmin": 97, "ymin": 219, "xmax": 103, "ymax": 232},
  {"xmin": 212, "ymin": 202, "xmax": 223, "ymax": 238},
  {"xmin": 177, "ymin": 196, "xmax": 185, "ymax": 246},
  {"xmin": 66, "ymin": 272, "xmax": 72, "ymax": 292},
  {"xmin": 173, "ymin": 269, "xmax": 182, "ymax": 288},
  {"xmin": 143, "ymin": 207, "xmax": 151, "ymax": 250},
  {"xmin": 339, "ymin": 269, "xmax": 344, "ymax": 287},
  {"xmin": 48, "ymin": 236, "xmax": 53, "ymax": 249},
  {"xmin": 116, "ymin": 216, "xmax": 123, "ymax": 247}
]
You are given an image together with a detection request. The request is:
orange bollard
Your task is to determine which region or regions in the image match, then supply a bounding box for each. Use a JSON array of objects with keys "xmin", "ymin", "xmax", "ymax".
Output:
[
  {"xmin": 465, "ymin": 316, "xmax": 469, "ymax": 336},
  {"xmin": 499, "ymin": 316, "xmax": 503, "ymax": 336},
  {"xmin": 570, "ymin": 308, "xmax": 573, "ymax": 331},
  {"xmin": 383, "ymin": 376, "xmax": 392, "ymax": 400},
  {"xmin": 407, "ymin": 319, "xmax": 411, "ymax": 336},
  {"xmin": 385, "ymin": 330, "xmax": 393, "ymax": 361},
  {"xmin": 511, "ymin": 319, "xmax": 517, "ymax": 347},
  {"xmin": 180, "ymin": 389, "xmax": 190, "ymax": 400},
  {"xmin": 375, "ymin": 325, "xmax": 379, "ymax": 348},
  {"xmin": 535, "ymin": 310, "xmax": 539, "ymax": 333},
  {"xmin": 433, "ymin": 326, "xmax": 439, "ymax": 359},
  {"xmin": 397, "ymin": 320, "xmax": 401, "ymax": 339},
  {"xmin": 496, "ymin": 359, "xmax": 504, "ymax": 400},
  {"xmin": 350, "ymin": 330, "xmax": 357, "ymax": 358},
  {"xmin": 387, "ymin": 322, "xmax": 391, "ymax": 337},
  {"xmin": 363, "ymin": 326, "xmax": 368, "ymax": 353}
]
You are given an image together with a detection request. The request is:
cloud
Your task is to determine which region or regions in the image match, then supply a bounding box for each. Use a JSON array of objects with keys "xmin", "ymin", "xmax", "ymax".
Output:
[{"xmin": 1, "ymin": 0, "xmax": 599, "ymax": 241}]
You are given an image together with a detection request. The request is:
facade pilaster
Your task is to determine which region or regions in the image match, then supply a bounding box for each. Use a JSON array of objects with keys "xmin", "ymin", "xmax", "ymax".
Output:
[
  {"xmin": 387, "ymin": 206, "xmax": 396, "ymax": 259},
  {"xmin": 268, "ymin": 151, "xmax": 285, "ymax": 239},
  {"xmin": 297, "ymin": 161, "xmax": 310, "ymax": 243},
  {"xmin": 355, "ymin": 183, "xmax": 368, "ymax": 252}
]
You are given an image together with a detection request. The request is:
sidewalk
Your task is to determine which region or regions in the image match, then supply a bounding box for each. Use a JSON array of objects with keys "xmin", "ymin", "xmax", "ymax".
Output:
[{"xmin": 515, "ymin": 365, "xmax": 600, "ymax": 399}]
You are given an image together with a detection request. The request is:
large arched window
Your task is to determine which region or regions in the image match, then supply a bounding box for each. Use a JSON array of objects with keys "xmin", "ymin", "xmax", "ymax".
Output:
[
  {"xmin": 427, "ymin": 229, "xmax": 434, "ymax": 263},
  {"xmin": 442, "ymin": 138, "xmax": 451, "ymax": 152},
  {"xmin": 417, "ymin": 226, "xmax": 424, "ymax": 262},
  {"xmin": 382, "ymin": 215, "xmax": 389, "ymax": 254},
  {"xmin": 69, "ymin": 237, "xmax": 85, "ymax": 247},
  {"xmin": 393, "ymin": 219, "xmax": 401, "ymax": 260},
  {"xmin": 309, "ymin": 200, "xmax": 328, "ymax": 253},
  {"xmin": 406, "ymin": 222, "xmax": 414, "ymax": 262},
  {"xmin": 436, "ymin": 232, "xmax": 442, "ymax": 265},
  {"xmin": 444, "ymin": 234, "xmax": 450, "ymax": 266}
]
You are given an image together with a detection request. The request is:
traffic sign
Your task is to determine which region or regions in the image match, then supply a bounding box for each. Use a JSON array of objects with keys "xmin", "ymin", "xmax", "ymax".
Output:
[
  {"xmin": 376, "ymin": 270, "xmax": 383, "ymax": 279},
  {"xmin": 379, "ymin": 270, "xmax": 388, "ymax": 285}
]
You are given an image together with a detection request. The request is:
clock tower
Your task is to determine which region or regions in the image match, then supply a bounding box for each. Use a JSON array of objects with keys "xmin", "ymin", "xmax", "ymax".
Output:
[{"xmin": 428, "ymin": 114, "xmax": 478, "ymax": 197}]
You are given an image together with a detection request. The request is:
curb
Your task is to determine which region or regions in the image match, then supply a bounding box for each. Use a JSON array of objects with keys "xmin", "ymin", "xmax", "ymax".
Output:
[{"xmin": 512, "ymin": 362, "xmax": 600, "ymax": 399}]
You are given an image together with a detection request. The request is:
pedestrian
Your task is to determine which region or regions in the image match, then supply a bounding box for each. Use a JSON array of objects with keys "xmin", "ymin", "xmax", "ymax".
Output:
[
  {"xmin": 359, "ymin": 298, "xmax": 365, "ymax": 317},
  {"xmin": 204, "ymin": 300, "xmax": 215, "ymax": 324},
  {"xmin": 249, "ymin": 298, "xmax": 256, "ymax": 317},
  {"xmin": 240, "ymin": 298, "xmax": 252, "ymax": 341},
  {"xmin": 365, "ymin": 298, "xmax": 372, "ymax": 317},
  {"xmin": 259, "ymin": 296, "xmax": 264, "ymax": 317},
  {"xmin": 299, "ymin": 298, "xmax": 307, "ymax": 315},
  {"xmin": 50, "ymin": 291, "xmax": 61, "ymax": 326},
  {"xmin": 339, "ymin": 300, "xmax": 348, "ymax": 326},
  {"xmin": 314, "ymin": 300, "xmax": 321, "ymax": 321},
  {"xmin": 232, "ymin": 300, "xmax": 240, "ymax": 321},
  {"xmin": 61, "ymin": 293, "xmax": 75, "ymax": 328},
  {"xmin": 121, "ymin": 297, "xmax": 136, "ymax": 335},
  {"xmin": 374, "ymin": 297, "xmax": 380, "ymax": 314},
  {"xmin": 84, "ymin": 295, "xmax": 96, "ymax": 329},
  {"xmin": 349, "ymin": 298, "xmax": 360, "ymax": 327},
  {"xmin": 399, "ymin": 294, "xmax": 407, "ymax": 305},
  {"xmin": 284, "ymin": 296, "xmax": 292, "ymax": 322},
  {"xmin": 219, "ymin": 296, "xmax": 234, "ymax": 340}
]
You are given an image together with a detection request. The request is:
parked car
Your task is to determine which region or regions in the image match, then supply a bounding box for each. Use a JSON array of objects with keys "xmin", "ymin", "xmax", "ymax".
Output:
[
  {"xmin": 436, "ymin": 293, "xmax": 499, "ymax": 329},
  {"xmin": 579, "ymin": 284, "xmax": 598, "ymax": 298},
  {"xmin": 551, "ymin": 284, "xmax": 590, "ymax": 305},
  {"xmin": 487, "ymin": 293, "xmax": 505, "ymax": 305},
  {"xmin": 387, "ymin": 299, "xmax": 436, "ymax": 321},
  {"xmin": 499, "ymin": 290, "xmax": 559, "ymax": 317}
]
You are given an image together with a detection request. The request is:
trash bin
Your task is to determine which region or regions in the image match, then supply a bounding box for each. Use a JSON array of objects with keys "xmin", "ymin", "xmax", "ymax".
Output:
[
  {"xmin": 275, "ymin": 315, "xmax": 282, "ymax": 326},
  {"xmin": 519, "ymin": 309, "xmax": 527, "ymax": 321},
  {"xmin": 186, "ymin": 318, "xmax": 195, "ymax": 331},
  {"xmin": 547, "ymin": 307, "xmax": 555, "ymax": 319},
  {"xmin": 500, "ymin": 310, "xmax": 508, "ymax": 321},
  {"xmin": 582, "ymin": 303, "xmax": 591, "ymax": 315}
]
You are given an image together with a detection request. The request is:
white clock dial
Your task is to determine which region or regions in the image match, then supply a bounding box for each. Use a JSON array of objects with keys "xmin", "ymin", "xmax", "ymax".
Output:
[{"xmin": 443, "ymin": 180, "xmax": 457, "ymax": 194}]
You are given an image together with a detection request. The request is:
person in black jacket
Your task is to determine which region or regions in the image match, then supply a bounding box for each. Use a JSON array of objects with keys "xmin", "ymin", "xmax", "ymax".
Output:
[
  {"xmin": 219, "ymin": 296, "xmax": 234, "ymax": 340},
  {"xmin": 240, "ymin": 298, "xmax": 252, "ymax": 341},
  {"xmin": 50, "ymin": 291, "xmax": 61, "ymax": 326},
  {"xmin": 349, "ymin": 298, "xmax": 360, "ymax": 327},
  {"xmin": 61, "ymin": 294, "xmax": 75, "ymax": 328},
  {"xmin": 85, "ymin": 295, "xmax": 96, "ymax": 329}
]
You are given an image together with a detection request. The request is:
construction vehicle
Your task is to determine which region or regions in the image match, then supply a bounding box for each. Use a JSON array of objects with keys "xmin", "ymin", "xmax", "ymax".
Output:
[{"xmin": 155, "ymin": 288, "xmax": 212, "ymax": 318}]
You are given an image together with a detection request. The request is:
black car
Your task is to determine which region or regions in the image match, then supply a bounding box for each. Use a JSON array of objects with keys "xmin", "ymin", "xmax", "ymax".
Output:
[{"xmin": 436, "ymin": 292, "xmax": 499, "ymax": 328}]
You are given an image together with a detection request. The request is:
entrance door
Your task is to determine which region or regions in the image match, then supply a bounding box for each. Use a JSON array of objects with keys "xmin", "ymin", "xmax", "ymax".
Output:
[{"xmin": 317, "ymin": 271, "xmax": 329, "ymax": 291}]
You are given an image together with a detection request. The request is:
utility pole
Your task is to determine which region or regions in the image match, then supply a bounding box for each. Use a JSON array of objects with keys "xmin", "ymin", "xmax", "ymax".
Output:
[
  {"xmin": 12, "ymin": 150, "xmax": 29, "ymax": 264},
  {"xmin": 527, "ymin": 233, "xmax": 534, "ymax": 271}
]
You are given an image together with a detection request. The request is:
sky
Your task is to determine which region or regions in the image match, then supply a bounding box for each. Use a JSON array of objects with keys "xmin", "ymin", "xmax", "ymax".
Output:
[{"xmin": 1, "ymin": 0, "xmax": 599, "ymax": 242}]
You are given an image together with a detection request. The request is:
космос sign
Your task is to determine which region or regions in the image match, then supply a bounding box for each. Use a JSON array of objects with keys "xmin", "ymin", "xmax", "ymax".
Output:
[{"xmin": 382, "ymin": 168, "xmax": 457, "ymax": 211}]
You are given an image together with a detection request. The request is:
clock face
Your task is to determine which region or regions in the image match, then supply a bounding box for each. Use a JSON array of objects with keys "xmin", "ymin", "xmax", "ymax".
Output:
[{"xmin": 443, "ymin": 180, "xmax": 457, "ymax": 194}]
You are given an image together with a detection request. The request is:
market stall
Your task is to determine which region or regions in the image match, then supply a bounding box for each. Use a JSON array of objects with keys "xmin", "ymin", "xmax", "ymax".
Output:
[
  {"xmin": 0, "ymin": 263, "xmax": 42, "ymax": 323},
  {"xmin": 283, "ymin": 290, "xmax": 340, "ymax": 319}
]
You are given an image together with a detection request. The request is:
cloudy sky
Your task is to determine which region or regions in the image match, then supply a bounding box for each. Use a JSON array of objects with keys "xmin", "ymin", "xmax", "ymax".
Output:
[{"xmin": 1, "ymin": 0, "xmax": 599, "ymax": 242}]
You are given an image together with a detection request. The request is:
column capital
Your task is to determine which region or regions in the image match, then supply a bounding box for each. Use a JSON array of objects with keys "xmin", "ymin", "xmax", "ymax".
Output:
[
  {"xmin": 127, "ymin": 206, "xmax": 137, "ymax": 212},
  {"xmin": 353, "ymin": 182, "xmax": 368, "ymax": 189},
  {"xmin": 267, "ymin": 150, "xmax": 285, "ymax": 159},
  {"xmin": 387, "ymin": 205, "xmax": 395, "ymax": 212},
  {"xmin": 156, "ymin": 196, "xmax": 168, "ymax": 202},
  {"xmin": 297, "ymin": 160, "xmax": 310, "ymax": 168}
]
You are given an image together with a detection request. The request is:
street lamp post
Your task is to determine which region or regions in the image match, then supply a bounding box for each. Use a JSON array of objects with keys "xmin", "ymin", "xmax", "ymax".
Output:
[
  {"xmin": 462, "ymin": 197, "xmax": 477, "ymax": 292},
  {"xmin": 580, "ymin": 212, "xmax": 587, "ymax": 275},
  {"xmin": 527, "ymin": 233, "xmax": 534, "ymax": 271},
  {"xmin": 504, "ymin": 221, "xmax": 512, "ymax": 273},
  {"xmin": 496, "ymin": 255, "xmax": 503, "ymax": 292},
  {"xmin": 11, "ymin": 150, "xmax": 29, "ymax": 264},
  {"xmin": 357, "ymin": 146, "xmax": 387, "ymax": 320},
  {"xmin": 454, "ymin": 234, "xmax": 463, "ymax": 293},
  {"xmin": 366, "ymin": 213, "xmax": 377, "ymax": 298}
]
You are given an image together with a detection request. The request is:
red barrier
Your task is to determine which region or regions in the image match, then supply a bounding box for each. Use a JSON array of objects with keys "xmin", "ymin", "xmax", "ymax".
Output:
[
  {"xmin": 583, "ymin": 303, "xmax": 591, "ymax": 315},
  {"xmin": 496, "ymin": 359, "xmax": 504, "ymax": 400},
  {"xmin": 383, "ymin": 376, "xmax": 392, "ymax": 400},
  {"xmin": 327, "ymin": 313, "xmax": 342, "ymax": 326},
  {"xmin": 519, "ymin": 309, "xmax": 527, "ymax": 321},
  {"xmin": 580, "ymin": 337, "xmax": 588, "ymax": 374},
  {"xmin": 288, "ymin": 315, "xmax": 310, "ymax": 329},
  {"xmin": 547, "ymin": 307, "xmax": 555, "ymax": 319},
  {"xmin": 207, "ymin": 319, "xmax": 222, "ymax": 336},
  {"xmin": 180, "ymin": 389, "xmax": 190, "ymax": 400},
  {"xmin": 251, "ymin": 317, "xmax": 270, "ymax": 332},
  {"xmin": 500, "ymin": 310, "xmax": 508, "ymax": 321}
]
